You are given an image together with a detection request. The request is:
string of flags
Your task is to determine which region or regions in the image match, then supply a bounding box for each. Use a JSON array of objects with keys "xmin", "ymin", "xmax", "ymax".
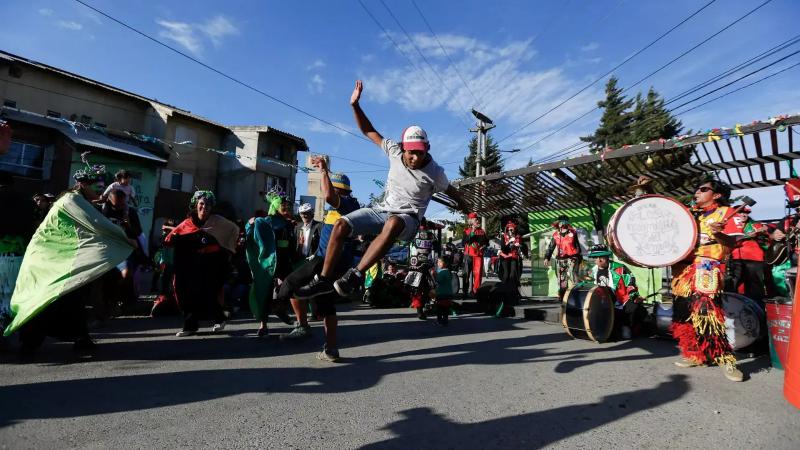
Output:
[{"xmin": 26, "ymin": 113, "xmax": 314, "ymax": 174}]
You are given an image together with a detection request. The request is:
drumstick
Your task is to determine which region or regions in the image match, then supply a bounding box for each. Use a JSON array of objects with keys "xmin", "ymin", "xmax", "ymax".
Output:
[{"xmin": 721, "ymin": 196, "xmax": 757, "ymax": 224}]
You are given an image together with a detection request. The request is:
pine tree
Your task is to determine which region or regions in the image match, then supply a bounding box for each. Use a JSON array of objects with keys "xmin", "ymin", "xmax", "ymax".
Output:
[
  {"xmin": 580, "ymin": 76, "xmax": 633, "ymax": 151},
  {"xmin": 457, "ymin": 134, "xmax": 504, "ymax": 234},
  {"xmin": 458, "ymin": 135, "xmax": 503, "ymax": 178},
  {"xmin": 629, "ymin": 88, "xmax": 683, "ymax": 142}
]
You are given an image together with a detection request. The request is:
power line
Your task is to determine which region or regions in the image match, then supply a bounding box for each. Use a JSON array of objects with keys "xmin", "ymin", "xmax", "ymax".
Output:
[
  {"xmin": 481, "ymin": 0, "xmax": 625, "ymax": 115},
  {"xmin": 674, "ymin": 60, "xmax": 800, "ymax": 116},
  {"xmin": 477, "ymin": 0, "xmax": 575, "ymax": 112},
  {"xmin": 1, "ymin": 78, "xmax": 389, "ymax": 168},
  {"xmin": 495, "ymin": 0, "xmax": 717, "ymax": 145},
  {"xmin": 410, "ymin": 0, "xmax": 480, "ymax": 108},
  {"xmin": 518, "ymin": 0, "xmax": 777, "ymax": 158},
  {"xmin": 72, "ymin": 0, "xmax": 369, "ymax": 142},
  {"xmin": 375, "ymin": 0, "xmax": 473, "ymax": 127},
  {"xmin": 532, "ymin": 56, "xmax": 799, "ymax": 166},
  {"xmin": 356, "ymin": 0, "xmax": 471, "ymax": 129}
]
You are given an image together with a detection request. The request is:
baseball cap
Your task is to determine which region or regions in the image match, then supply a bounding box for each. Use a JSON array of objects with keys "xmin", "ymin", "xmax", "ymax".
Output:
[
  {"xmin": 330, "ymin": 173, "xmax": 351, "ymax": 191},
  {"xmin": 467, "ymin": 212, "xmax": 478, "ymax": 219},
  {"xmin": 401, "ymin": 125, "xmax": 429, "ymax": 152},
  {"xmin": 299, "ymin": 203, "xmax": 314, "ymax": 214}
]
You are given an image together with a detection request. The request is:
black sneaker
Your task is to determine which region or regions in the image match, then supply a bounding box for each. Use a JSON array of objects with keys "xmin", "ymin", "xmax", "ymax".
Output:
[
  {"xmin": 333, "ymin": 268, "xmax": 363, "ymax": 297},
  {"xmin": 295, "ymin": 275, "xmax": 335, "ymax": 300}
]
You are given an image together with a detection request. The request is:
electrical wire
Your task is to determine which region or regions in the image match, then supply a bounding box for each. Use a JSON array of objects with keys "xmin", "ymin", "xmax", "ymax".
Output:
[
  {"xmin": 495, "ymin": 0, "xmax": 718, "ymax": 145},
  {"xmin": 72, "ymin": 0, "xmax": 369, "ymax": 142}
]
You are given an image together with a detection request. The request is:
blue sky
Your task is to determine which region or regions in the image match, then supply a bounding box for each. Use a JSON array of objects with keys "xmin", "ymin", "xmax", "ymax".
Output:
[{"xmin": 2, "ymin": 0, "xmax": 799, "ymax": 221}]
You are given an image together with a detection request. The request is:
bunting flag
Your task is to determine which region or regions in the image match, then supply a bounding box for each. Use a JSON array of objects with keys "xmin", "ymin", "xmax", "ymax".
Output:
[{"xmin": 4, "ymin": 192, "xmax": 134, "ymax": 336}]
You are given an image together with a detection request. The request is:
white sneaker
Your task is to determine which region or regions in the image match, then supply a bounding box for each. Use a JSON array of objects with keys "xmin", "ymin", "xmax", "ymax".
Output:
[
  {"xmin": 175, "ymin": 330, "xmax": 196, "ymax": 337},
  {"xmin": 212, "ymin": 322, "xmax": 226, "ymax": 333}
]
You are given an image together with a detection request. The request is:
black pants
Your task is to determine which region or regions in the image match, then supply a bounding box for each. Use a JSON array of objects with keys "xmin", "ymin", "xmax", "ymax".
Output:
[
  {"xmin": 463, "ymin": 256, "xmax": 476, "ymax": 295},
  {"xmin": 19, "ymin": 286, "xmax": 90, "ymax": 352},
  {"xmin": 499, "ymin": 258, "xmax": 519, "ymax": 286},
  {"xmin": 725, "ymin": 259, "xmax": 766, "ymax": 303},
  {"xmin": 614, "ymin": 302, "xmax": 647, "ymax": 338}
]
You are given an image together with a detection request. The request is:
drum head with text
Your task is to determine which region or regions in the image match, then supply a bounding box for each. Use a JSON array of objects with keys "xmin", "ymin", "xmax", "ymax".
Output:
[{"xmin": 611, "ymin": 195, "xmax": 697, "ymax": 267}]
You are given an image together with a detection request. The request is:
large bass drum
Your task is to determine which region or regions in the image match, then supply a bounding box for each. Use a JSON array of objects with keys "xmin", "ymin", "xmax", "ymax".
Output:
[
  {"xmin": 606, "ymin": 194, "xmax": 697, "ymax": 268},
  {"xmin": 561, "ymin": 284, "xmax": 615, "ymax": 343},
  {"xmin": 654, "ymin": 293, "xmax": 765, "ymax": 350}
]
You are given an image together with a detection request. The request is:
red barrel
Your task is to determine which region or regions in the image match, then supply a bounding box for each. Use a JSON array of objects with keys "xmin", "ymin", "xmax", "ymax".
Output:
[{"xmin": 766, "ymin": 298, "xmax": 792, "ymax": 369}]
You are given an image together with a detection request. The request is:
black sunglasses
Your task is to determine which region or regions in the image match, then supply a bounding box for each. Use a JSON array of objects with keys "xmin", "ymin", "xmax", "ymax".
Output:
[{"xmin": 696, "ymin": 186, "xmax": 713, "ymax": 193}]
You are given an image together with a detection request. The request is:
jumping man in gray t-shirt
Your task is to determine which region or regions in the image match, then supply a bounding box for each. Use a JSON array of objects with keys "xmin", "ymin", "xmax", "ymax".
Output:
[{"xmin": 296, "ymin": 80, "xmax": 468, "ymax": 299}]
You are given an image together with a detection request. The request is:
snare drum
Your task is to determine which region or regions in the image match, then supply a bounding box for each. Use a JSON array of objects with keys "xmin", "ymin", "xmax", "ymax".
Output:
[
  {"xmin": 561, "ymin": 284, "xmax": 615, "ymax": 343},
  {"xmin": 653, "ymin": 293, "xmax": 765, "ymax": 350},
  {"xmin": 606, "ymin": 194, "xmax": 697, "ymax": 268}
]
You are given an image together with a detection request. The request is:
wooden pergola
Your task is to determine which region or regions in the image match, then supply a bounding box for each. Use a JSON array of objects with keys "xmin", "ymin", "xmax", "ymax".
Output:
[{"xmin": 452, "ymin": 114, "xmax": 800, "ymax": 231}]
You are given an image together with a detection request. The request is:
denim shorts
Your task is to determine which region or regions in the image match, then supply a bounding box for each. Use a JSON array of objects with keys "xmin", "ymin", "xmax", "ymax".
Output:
[{"xmin": 341, "ymin": 207, "xmax": 419, "ymax": 241}]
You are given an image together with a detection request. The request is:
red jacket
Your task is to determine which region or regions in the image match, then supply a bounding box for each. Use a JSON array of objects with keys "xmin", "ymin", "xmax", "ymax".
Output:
[
  {"xmin": 463, "ymin": 227, "xmax": 487, "ymax": 257},
  {"xmin": 545, "ymin": 228, "xmax": 581, "ymax": 259}
]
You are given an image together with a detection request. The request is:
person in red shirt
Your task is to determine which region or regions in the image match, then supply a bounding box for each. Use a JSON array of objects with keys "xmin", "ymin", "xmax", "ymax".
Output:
[
  {"xmin": 544, "ymin": 215, "xmax": 582, "ymax": 300},
  {"xmin": 462, "ymin": 212, "xmax": 487, "ymax": 296},
  {"xmin": 498, "ymin": 220, "xmax": 522, "ymax": 286},
  {"xmin": 725, "ymin": 205, "xmax": 768, "ymax": 304},
  {"xmin": 670, "ymin": 179, "xmax": 743, "ymax": 382}
]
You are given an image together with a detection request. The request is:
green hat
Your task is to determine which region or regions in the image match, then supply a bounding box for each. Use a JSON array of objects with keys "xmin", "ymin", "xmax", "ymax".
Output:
[{"xmin": 588, "ymin": 244, "xmax": 613, "ymax": 258}]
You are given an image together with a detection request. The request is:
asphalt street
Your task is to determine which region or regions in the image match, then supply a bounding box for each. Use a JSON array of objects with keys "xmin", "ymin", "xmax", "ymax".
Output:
[{"xmin": 0, "ymin": 304, "xmax": 798, "ymax": 449}]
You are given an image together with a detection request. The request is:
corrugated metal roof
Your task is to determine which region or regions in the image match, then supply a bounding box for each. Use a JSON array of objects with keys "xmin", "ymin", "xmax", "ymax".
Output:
[{"xmin": 1, "ymin": 107, "xmax": 168, "ymax": 163}]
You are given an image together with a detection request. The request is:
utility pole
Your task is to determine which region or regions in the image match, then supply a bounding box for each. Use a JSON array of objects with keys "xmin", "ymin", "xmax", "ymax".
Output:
[{"xmin": 470, "ymin": 109, "xmax": 495, "ymax": 230}]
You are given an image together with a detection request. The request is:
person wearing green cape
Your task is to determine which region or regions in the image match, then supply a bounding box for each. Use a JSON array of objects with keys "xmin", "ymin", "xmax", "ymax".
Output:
[
  {"xmin": 246, "ymin": 191, "xmax": 297, "ymax": 337},
  {"xmin": 5, "ymin": 169, "xmax": 135, "ymax": 357}
]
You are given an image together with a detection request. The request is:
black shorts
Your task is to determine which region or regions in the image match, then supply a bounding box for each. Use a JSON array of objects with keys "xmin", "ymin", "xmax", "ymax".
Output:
[{"xmin": 276, "ymin": 255, "xmax": 340, "ymax": 317}]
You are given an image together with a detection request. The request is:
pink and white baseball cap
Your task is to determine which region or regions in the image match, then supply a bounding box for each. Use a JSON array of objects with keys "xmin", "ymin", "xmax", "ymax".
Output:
[{"xmin": 401, "ymin": 125, "xmax": 429, "ymax": 152}]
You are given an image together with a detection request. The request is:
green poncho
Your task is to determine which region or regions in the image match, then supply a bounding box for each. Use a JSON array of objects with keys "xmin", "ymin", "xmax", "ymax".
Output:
[{"xmin": 4, "ymin": 192, "xmax": 133, "ymax": 336}]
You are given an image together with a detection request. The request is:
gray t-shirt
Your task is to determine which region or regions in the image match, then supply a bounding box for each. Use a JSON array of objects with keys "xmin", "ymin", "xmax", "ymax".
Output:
[{"xmin": 378, "ymin": 138, "xmax": 449, "ymax": 217}]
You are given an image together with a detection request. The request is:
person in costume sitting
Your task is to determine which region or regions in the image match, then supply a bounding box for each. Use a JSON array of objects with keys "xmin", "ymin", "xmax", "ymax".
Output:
[
  {"xmin": 246, "ymin": 189, "xmax": 298, "ymax": 337},
  {"xmin": 165, "ymin": 191, "xmax": 239, "ymax": 337},
  {"xmin": 670, "ymin": 179, "xmax": 743, "ymax": 382},
  {"xmin": 587, "ymin": 244, "xmax": 645, "ymax": 340},
  {"xmin": 544, "ymin": 215, "xmax": 582, "ymax": 300},
  {"xmin": 275, "ymin": 156, "xmax": 359, "ymax": 362}
]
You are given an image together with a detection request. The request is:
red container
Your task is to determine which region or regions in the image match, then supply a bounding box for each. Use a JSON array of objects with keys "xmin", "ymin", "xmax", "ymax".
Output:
[{"xmin": 766, "ymin": 300, "xmax": 792, "ymax": 369}]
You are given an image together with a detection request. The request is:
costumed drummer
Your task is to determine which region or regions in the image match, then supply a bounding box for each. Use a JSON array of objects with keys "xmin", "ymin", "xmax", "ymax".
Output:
[
  {"xmin": 587, "ymin": 244, "xmax": 645, "ymax": 340},
  {"xmin": 463, "ymin": 212, "xmax": 488, "ymax": 297},
  {"xmin": 544, "ymin": 215, "xmax": 582, "ymax": 300},
  {"xmin": 670, "ymin": 179, "xmax": 743, "ymax": 382}
]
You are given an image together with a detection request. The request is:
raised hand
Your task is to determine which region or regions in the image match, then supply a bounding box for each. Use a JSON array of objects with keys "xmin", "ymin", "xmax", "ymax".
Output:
[
  {"xmin": 350, "ymin": 80, "xmax": 363, "ymax": 106},
  {"xmin": 311, "ymin": 155, "xmax": 329, "ymax": 172}
]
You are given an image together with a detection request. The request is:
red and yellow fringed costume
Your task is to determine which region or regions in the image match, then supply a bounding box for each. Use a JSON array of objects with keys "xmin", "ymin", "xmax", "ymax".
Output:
[{"xmin": 669, "ymin": 204, "xmax": 737, "ymax": 367}]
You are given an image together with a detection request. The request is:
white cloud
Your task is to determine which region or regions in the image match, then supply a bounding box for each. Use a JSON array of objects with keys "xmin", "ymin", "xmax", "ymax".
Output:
[
  {"xmin": 199, "ymin": 15, "xmax": 239, "ymax": 47},
  {"xmin": 308, "ymin": 74, "xmax": 326, "ymax": 94},
  {"xmin": 581, "ymin": 42, "xmax": 600, "ymax": 52},
  {"xmin": 306, "ymin": 59, "xmax": 326, "ymax": 71},
  {"xmin": 38, "ymin": 8, "xmax": 53, "ymax": 16},
  {"xmin": 156, "ymin": 15, "xmax": 238, "ymax": 56},
  {"xmin": 360, "ymin": 31, "xmax": 605, "ymax": 170},
  {"xmin": 57, "ymin": 20, "xmax": 83, "ymax": 31},
  {"xmin": 157, "ymin": 20, "xmax": 202, "ymax": 55}
]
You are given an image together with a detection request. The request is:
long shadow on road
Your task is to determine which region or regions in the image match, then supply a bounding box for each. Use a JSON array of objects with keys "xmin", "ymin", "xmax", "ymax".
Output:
[
  {"xmin": 362, "ymin": 375, "xmax": 690, "ymax": 449},
  {"xmin": 0, "ymin": 329, "xmax": 680, "ymax": 428}
]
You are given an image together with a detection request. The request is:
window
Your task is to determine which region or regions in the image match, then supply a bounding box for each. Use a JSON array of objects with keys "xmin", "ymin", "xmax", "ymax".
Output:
[
  {"xmin": 0, "ymin": 141, "xmax": 44, "ymax": 177},
  {"xmin": 170, "ymin": 172, "xmax": 183, "ymax": 191},
  {"xmin": 265, "ymin": 174, "xmax": 287, "ymax": 193}
]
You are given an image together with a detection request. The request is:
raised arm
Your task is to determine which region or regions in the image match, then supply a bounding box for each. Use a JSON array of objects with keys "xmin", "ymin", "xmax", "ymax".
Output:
[
  {"xmin": 351, "ymin": 80, "xmax": 383, "ymax": 146},
  {"xmin": 313, "ymin": 156, "xmax": 340, "ymax": 209}
]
